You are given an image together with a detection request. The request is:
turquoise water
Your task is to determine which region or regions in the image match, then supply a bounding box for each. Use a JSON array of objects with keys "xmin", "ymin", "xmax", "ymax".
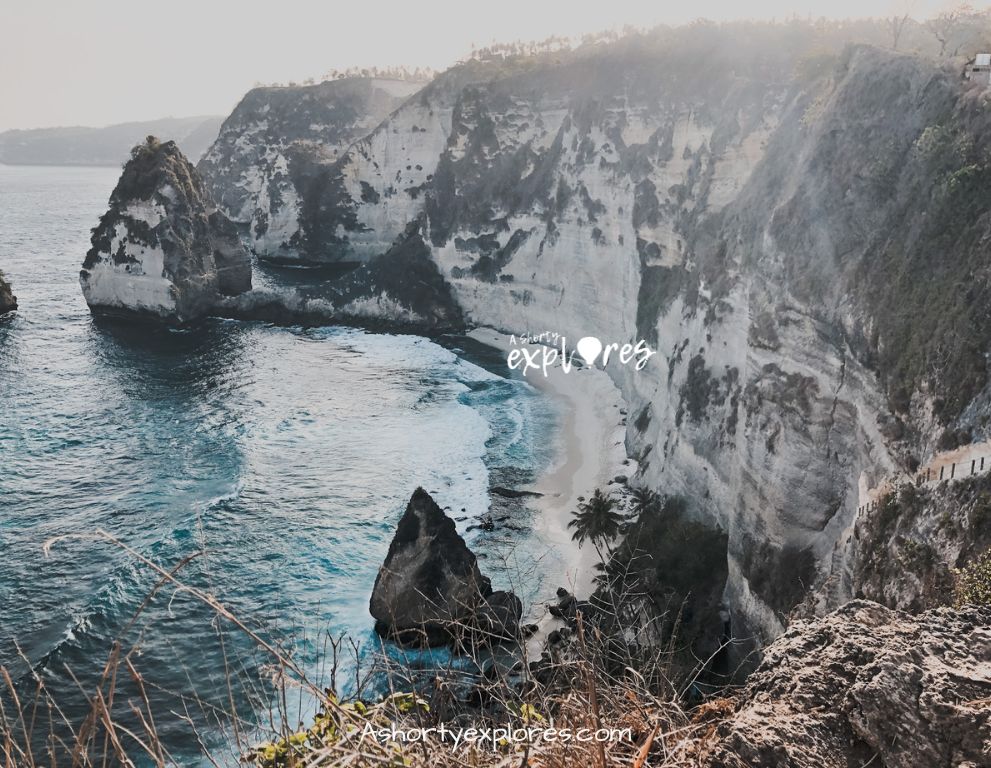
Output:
[{"xmin": 0, "ymin": 165, "xmax": 559, "ymax": 762}]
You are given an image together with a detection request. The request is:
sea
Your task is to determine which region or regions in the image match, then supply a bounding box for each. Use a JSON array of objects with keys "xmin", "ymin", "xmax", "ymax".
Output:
[{"xmin": 0, "ymin": 164, "xmax": 562, "ymax": 764}]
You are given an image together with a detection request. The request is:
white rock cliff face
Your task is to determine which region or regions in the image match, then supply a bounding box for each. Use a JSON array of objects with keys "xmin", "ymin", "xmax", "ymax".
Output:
[
  {"xmin": 82, "ymin": 201, "xmax": 177, "ymax": 316},
  {"xmin": 198, "ymin": 78, "xmax": 421, "ymax": 263},
  {"xmin": 199, "ymin": 36, "xmax": 991, "ymax": 648},
  {"xmin": 82, "ymin": 138, "xmax": 251, "ymax": 324}
]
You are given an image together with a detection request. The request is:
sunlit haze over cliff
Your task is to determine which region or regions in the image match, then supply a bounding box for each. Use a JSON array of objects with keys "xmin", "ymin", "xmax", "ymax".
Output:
[{"xmin": 1, "ymin": 0, "xmax": 949, "ymax": 131}]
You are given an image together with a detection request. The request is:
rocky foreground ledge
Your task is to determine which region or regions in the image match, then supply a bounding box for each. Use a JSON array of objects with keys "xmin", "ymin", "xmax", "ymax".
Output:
[
  {"xmin": 698, "ymin": 600, "xmax": 991, "ymax": 767},
  {"xmin": 80, "ymin": 137, "xmax": 251, "ymax": 324},
  {"xmin": 0, "ymin": 270, "xmax": 16, "ymax": 314}
]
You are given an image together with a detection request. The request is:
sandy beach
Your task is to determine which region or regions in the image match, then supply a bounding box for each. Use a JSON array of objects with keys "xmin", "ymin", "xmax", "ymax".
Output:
[{"xmin": 468, "ymin": 328, "xmax": 635, "ymax": 600}]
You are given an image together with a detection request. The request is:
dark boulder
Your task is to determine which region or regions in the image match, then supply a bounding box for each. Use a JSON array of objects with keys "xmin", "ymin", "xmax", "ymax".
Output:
[
  {"xmin": 490, "ymin": 486, "xmax": 543, "ymax": 499},
  {"xmin": 548, "ymin": 588, "xmax": 590, "ymax": 627},
  {"xmin": 470, "ymin": 590, "xmax": 523, "ymax": 644},
  {"xmin": 0, "ymin": 270, "xmax": 16, "ymax": 315},
  {"xmin": 370, "ymin": 488, "xmax": 522, "ymax": 647}
]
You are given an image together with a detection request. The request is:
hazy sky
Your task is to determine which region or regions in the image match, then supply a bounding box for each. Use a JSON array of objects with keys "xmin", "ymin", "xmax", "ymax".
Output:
[{"xmin": 1, "ymin": 0, "xmax": 949, "ymax": 131}]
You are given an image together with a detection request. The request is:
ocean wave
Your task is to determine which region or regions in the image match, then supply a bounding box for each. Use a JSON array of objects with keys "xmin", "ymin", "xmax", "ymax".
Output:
[{"xmin": 1, "ymin": 169, "xmax": 560, "ymax": 762}]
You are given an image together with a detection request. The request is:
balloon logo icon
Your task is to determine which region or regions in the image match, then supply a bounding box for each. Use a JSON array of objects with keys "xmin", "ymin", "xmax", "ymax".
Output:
[{"xmin": 576, "ymin": 336, "xmax": 603, "ymax": 367}]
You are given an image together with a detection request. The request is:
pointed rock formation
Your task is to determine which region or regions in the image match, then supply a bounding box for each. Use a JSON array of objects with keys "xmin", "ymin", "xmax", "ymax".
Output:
[
  {"xmin": 0, "ymin": 270, "xmax": 16, "ymax": 315},
  {"xmin": 81, "ymin": 136, "xmax": 251, "ymax": 324},
  {"xmin": 370, "ymin": 487, "xmax": 521, "ymax": 647}
]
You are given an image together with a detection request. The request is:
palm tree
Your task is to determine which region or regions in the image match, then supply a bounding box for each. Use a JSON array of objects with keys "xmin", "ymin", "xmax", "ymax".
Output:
[
  {"xmin": 629, "ymin": 487, "xmax": 661, "ymax": 522},
  {"xmin": 568, "ymin": 489, "xmax": 623, "ymax": 561}
]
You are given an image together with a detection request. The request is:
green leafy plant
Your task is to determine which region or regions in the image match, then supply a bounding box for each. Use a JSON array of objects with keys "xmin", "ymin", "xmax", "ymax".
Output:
[{"xmin": 953, "ymin": 548, "xmax": 991, "ymax": 607}]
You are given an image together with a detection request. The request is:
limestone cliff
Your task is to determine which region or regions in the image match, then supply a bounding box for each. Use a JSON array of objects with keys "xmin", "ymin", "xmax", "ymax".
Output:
[
  {"xmin": 198, "ymin": 77, "xmax": 422, "ymax": 263},
  {"xmin": 81, "ymin": 137, "xmax": 251, "ymax": 324},
  {"xmin": 625, "ymin": 44, "xmax": 991, "ymax": 647},
  {"xmin": 0, "ymin": 270, "xmax": 16, "ymax": 314},
  {"xmin": 201, "ymin": 26, "xmax": 991, "ymax": 650}
]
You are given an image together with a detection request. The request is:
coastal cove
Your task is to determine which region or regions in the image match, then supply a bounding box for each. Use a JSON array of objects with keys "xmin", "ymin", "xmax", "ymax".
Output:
[
  {"xmin": 9, "ymin": 12, "xmax": 991, "ymax": 764},
  {"xmin": 0, "ymin": 164, "xmax": 628, "ymax": 760}
]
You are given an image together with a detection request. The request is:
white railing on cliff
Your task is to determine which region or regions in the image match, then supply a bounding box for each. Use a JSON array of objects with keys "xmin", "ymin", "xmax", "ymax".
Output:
[{"xmin": 857, "ymin": 440, "xmax": 991, "ymax": 515}]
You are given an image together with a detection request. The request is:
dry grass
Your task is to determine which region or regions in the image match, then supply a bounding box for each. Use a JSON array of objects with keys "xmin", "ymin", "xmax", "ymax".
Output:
[
  {"xmin": 240, "ymin": 613, "xmax": 724, "ymax": 767},
  {"xmin": 1, "ymin": 529, "xmax": 736, "ymax": 767}
]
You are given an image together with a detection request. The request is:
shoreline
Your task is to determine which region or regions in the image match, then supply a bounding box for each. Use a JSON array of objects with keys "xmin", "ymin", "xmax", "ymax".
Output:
[{"xmin": 468, "ymin": 328, "xmax": 635, "ymax": 601}]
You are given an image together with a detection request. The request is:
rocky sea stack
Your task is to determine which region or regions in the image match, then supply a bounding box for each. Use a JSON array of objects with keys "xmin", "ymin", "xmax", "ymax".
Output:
[
  {"xmin": 81, "ymin": 136, "xmax": 251, "ymax": 324},
  {"xmin": 0, "ymin": 270, "xmax": 16, "ymax": 314},
  {"xmin": 370, "ymin": 488, "xmax": 522, "ymax": 647}
]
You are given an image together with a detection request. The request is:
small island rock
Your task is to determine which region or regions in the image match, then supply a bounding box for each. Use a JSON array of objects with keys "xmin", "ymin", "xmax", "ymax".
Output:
[
  {"xmin": 80, "ymin": 136, "xmax": 250, "ymax": 324},
  {"xmin": 370, "ymin": 487, "xmax": 522, "ymax": 646},
  {"xmin": 0, "ymin": 270, "xmax": 17, "ymax": 315}
]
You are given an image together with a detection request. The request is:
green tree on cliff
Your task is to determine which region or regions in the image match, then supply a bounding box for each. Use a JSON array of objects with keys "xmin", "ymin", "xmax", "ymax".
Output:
[{"xmin": 953, "ymin": 548, "xmax": 991, "ymax": 607}]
